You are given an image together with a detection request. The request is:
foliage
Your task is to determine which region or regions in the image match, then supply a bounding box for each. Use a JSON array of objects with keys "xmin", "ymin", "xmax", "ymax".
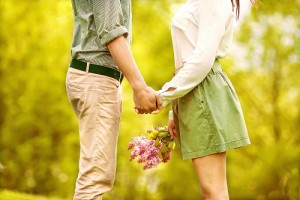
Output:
[
  {"xmin": 224, "ymin": 0, "xmax": 300, "ymax": 199},
  {"xmin": 0, "ymin": 0, "xmax": 299, "ymax": 200}
]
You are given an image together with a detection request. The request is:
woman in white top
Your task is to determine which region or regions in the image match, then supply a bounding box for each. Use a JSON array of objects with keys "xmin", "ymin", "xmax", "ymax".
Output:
[{"xmin": 157, "ymin": 0, "xmax": 253, "ymax": 199}]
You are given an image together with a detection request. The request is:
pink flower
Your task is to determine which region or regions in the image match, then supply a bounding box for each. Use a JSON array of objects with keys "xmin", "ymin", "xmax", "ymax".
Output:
[
  {"xmin": 128, "ymin": 126, "xmax": 176, "ymax": 170},
  {"xmin": 128, "ymin": 136, "xmax": 162, "ymax": 169}
]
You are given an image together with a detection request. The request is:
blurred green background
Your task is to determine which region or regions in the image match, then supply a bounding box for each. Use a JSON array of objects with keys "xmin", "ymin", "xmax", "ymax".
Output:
[{"xmin": 0, "ymin": 0, "xmax": 299, "ymax": 199}]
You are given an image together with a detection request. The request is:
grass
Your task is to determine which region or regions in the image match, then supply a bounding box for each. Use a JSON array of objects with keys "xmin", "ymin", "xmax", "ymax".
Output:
[{"xmin": 0, "ymin": 190, "xmax": 66, "ymax": 200}]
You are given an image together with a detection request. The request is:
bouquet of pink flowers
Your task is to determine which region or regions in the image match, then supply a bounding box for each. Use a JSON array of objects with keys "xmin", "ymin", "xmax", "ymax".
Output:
[{"xmin": 128, "ymin": 126, "xmax": 176, "ymax": 170}]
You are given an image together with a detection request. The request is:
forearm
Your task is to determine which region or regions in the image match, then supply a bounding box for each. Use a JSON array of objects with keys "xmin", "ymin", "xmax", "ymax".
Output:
[
  {"xmin": 107, "ymin": 35, "xmax": 146, "ymax": 91},
  {"xmin": 159, "ymin": 59, "xmax": 212, "ymax": 107}
]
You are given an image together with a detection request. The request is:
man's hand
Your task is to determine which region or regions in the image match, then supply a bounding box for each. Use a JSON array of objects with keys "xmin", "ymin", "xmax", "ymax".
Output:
[{"xmin": 133, "ymin": 86, "xmax": 160, "ymax": 114}]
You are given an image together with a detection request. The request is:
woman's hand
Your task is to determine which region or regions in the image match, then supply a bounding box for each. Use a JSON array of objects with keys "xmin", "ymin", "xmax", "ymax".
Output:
[{"xmin": 168, "ymin": 119, "xmax": 177, "ymax": 139}]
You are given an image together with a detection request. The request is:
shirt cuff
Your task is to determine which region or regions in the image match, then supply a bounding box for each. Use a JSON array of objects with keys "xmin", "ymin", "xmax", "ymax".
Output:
[
  {"xmin": 100, "ymin": 26, "xmax": 128, "ymax": 46},
  {"xmin": 162, "ymin": 99, "xmax": 171, "ymax": 107},
  {"xmin": 158, "ymin": 89, "xmax": 172, "ymax": 108}
]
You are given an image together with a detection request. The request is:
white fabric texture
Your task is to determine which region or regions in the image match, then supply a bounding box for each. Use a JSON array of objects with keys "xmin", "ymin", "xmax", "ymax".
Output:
[{"xmin": 159, "ymin": 0, "xmax": 235, "ymax": 107}]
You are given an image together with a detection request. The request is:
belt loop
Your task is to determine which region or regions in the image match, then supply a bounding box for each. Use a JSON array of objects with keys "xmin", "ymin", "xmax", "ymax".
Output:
[
  {"xmin": 86, "ymin": 62, "xmax": 90, "ymax": 74},
  {"xmin": 212, "ymin": 59, "xmax": 220, "ymax": 73},
  {"xmin": 211, "ymin": 66, "xmax": 216, "ymax": 73},
  {"xmin": 118, "ymin": 72, "xmax": 122, "ymax": 83},
  {"xmin": 211, "ymin": 63, "xmax": 217, "ymax": 73}
]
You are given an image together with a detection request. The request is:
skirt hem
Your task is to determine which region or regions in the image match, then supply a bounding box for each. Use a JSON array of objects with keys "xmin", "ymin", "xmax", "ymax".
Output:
[{"xmin": 182, "ymin": 138, "xmax": 251, "ymax": 160}]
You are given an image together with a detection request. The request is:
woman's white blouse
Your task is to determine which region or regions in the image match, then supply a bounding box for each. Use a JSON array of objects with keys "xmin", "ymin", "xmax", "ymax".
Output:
[{"xmin": 159, "ymin": 0, "xmax": 235, "ymax": 107}]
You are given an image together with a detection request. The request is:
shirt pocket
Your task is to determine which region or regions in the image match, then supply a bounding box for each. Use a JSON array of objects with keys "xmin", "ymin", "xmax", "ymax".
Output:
[{"xmin": 192, "ymin": 84, "xmax": 206, "ymax": 110}]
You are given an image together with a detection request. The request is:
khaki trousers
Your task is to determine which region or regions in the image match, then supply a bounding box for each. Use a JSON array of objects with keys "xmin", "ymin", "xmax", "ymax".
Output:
[{"xmin": 66, "ymin": 67, "xmax": 122, "ymax": 200}]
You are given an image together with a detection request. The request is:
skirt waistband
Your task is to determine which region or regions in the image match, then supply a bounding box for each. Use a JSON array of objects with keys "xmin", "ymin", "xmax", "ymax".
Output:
[{"xmin": 211, "ymin": 60, "xmax": 222, "ymax": 73}]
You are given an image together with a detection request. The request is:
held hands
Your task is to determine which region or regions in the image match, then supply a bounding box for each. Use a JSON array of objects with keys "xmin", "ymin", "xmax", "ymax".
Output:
[{"xmin": 133, "ymin": 86, "xmax": 163, "ymax": 114}]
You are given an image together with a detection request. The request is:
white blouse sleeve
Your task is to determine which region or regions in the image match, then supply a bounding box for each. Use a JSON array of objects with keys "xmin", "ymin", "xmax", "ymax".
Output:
[{"xmin": 159, "ymin": 1, "xmax": 228, "ymax": 107}]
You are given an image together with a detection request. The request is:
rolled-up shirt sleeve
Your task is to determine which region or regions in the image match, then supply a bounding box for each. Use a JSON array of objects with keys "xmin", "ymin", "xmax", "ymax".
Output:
[
  {"xmin": 91, "ymin": 0, "xmax": 128, "ymax": 45},
  {"xmin": 159, "ymin": 1, "xmax": 227, "ymax": 107}
]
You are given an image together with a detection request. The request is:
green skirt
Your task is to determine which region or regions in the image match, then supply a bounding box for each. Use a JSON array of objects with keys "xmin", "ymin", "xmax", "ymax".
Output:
[{"xmin": 175, "ymin": 60, "xmax": 250, "ymax": 160}]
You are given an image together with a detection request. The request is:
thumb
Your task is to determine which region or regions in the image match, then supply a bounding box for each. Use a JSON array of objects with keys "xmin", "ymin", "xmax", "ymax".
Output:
[{"xmin": 155, "ymin": 93, "xmax": 163, "ymax": 109}]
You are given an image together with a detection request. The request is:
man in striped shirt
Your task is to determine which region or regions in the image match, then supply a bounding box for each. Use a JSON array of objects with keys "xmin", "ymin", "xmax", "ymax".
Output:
[{"xmin": 66, "ymin": 1, "xmax": 161, "ymax": 199}]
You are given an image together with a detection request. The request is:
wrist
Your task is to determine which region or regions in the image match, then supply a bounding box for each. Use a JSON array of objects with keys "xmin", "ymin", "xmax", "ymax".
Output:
[{"xmin": 131, "ymin": 81, "xmax": 147, "ymax": 92}]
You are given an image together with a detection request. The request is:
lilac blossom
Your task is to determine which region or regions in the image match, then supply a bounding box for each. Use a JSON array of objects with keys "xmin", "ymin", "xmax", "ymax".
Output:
[
  {"xmin": 128, "ymin": 135, "xmax": 162, "ymax": 170},
  {"xmin": 128, "ymin": 126, "xmax": 176, "ymax": 170}
]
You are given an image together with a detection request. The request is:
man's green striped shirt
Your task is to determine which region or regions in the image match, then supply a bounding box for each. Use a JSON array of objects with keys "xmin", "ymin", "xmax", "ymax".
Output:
[{"xmin": 70, "ymin": 0, "xmax": 132, "ymax": 69}]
